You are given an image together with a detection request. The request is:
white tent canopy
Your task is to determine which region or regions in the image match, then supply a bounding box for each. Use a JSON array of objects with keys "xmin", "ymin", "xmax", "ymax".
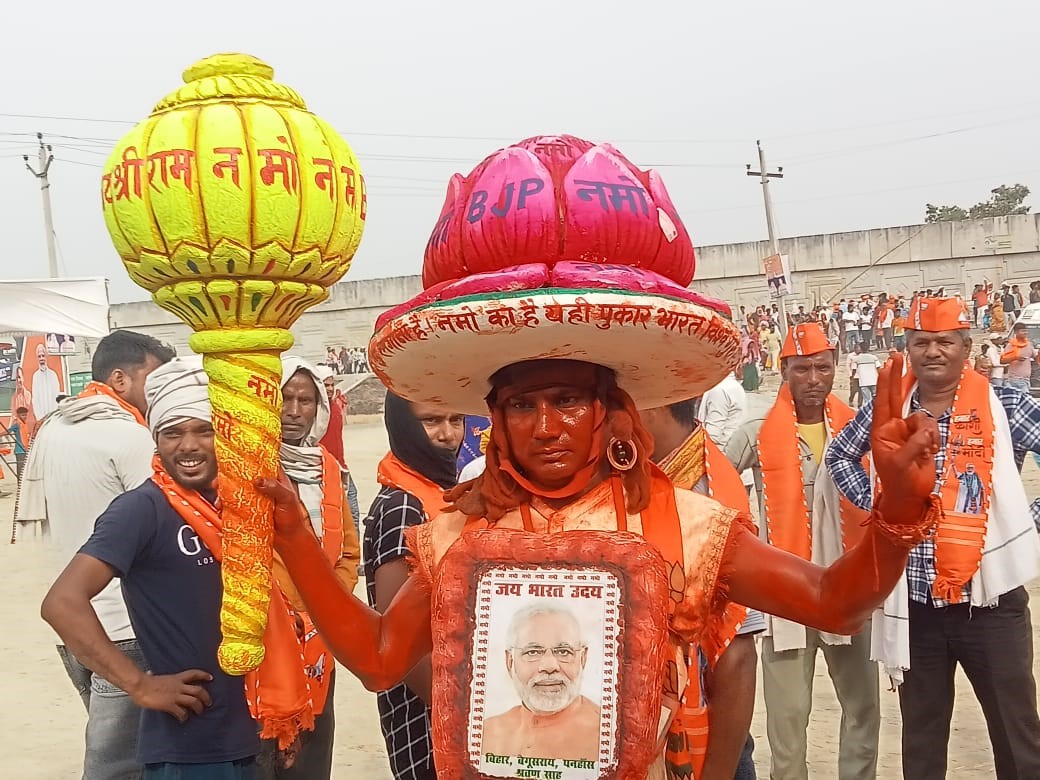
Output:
[{"xmin": 0, "ymin": 278, "xmax": 110, "ymax": 338}]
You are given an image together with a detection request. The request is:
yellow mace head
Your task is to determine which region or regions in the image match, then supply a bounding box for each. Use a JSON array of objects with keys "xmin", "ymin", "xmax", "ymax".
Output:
[{"xmin": 101, "ymin": 52, "xmax": 366, "ymax": 331}]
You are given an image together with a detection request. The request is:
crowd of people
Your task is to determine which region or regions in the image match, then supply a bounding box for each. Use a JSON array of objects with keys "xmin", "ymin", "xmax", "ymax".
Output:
[
  {"xmin": 735, "ymin": 280, "xmax": 1040, "ymax": 408},
  {"xmin": 324, "ymin": 346, "xmax": 371, "ymax": 375},
  {"xmin": 7, "ymin": 283, "xmax": 1038, "ymax": 780},
  {"xmin": 5, "ymin": 117, "xmax": 1040, "ymax": 780}
]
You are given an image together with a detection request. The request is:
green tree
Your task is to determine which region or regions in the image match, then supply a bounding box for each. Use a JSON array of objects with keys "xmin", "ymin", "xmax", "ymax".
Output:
[
  {"xmin": 924, "ymin": 184, "xmax": 1030, "ymax": 223},
  {"xmin": 924, "ymin": 203, "xmax": 968, "ymax": 223}
]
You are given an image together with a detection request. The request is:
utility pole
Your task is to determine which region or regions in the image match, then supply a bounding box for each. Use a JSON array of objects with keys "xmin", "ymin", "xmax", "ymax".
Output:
[
  {"xmin": 747, "ymin": 140, "xmax": 788, "ymax": 336},
  {"xmin": 24, "ymin": 133, "xmax": 58, "ymax": 278}
]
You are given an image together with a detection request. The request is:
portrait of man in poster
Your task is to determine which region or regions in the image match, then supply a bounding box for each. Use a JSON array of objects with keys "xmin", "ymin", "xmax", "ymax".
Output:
[{"xmin": 481, "ymin": 602, "xmax": 602, "ymax": 762}]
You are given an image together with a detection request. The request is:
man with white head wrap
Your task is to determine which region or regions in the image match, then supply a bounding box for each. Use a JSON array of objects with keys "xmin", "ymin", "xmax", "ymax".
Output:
[
  {"xmin": 314, "ymin": 363, "xmax": 361, "ymax": 531},
  {"xmin": 42, "ymin": 358, "xmax": 261, "ymax": 779},
  {"xmin": 256, "ymin": 357, "xmax": 360, "ymax": 780}
]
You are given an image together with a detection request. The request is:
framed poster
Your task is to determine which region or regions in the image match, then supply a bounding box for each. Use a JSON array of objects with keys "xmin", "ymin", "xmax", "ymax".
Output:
[
  {"xmin": 762, "ymin": 253, "xmax": 791, "ymax": 299},
  {"xmin": 431, "ymin": 529, "xmax": 670, "ymax": 779}
]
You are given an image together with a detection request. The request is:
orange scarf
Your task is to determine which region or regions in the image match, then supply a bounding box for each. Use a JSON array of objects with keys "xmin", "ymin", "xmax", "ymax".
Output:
[
  {"xmin": 150, "ymin": 452, "xmax": 343, "ymax": 748},
  {"xmin": 78, "ymin": 381, "xmax": 147, "ymax": 426},
  {"xmin": 657, "ymin": 428, "xmax": 749, "ymax": 779},
  {"xmin": 659, "ymin": 426, "xmax": 750, "ymax": 515},
  {"xmin": 1001, "ymin": 334, "xmax": 1030, "ymax": 363},
  {"xmin": 377, "ymin": 452, "xmax": 452, "ymax": 519},
  {"xmin": 905, "ymin": 367, "xmax": 993, "ymax": 603},
  {"xmin": 759, "ymin": 385, "xmax": 866, "ymax": 560}
]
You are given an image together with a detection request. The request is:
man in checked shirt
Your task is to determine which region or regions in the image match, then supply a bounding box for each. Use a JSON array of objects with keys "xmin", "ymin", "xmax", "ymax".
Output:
[{"xmin": 826, "ymin": 296, "xmax": 1040, "ymax": 780}]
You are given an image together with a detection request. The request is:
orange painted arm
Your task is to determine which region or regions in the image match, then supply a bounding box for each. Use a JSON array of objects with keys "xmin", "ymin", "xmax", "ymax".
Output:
[
  {"xmin": 259, "ymin": 476, "xmax": 433, "ymax": 691},
  {"xmin": 727, "ymin": 516, "xmax": 909, "ymax": 635},
  {"xmin": 730, "ymin": 354, "xmax": 939, "ymax": 634}
]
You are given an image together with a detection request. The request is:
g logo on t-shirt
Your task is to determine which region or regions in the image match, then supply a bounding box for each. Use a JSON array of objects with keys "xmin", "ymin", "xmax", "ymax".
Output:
[{"xmin": 177, "ymin": 525, "xmax": 215, "ymax": 566}]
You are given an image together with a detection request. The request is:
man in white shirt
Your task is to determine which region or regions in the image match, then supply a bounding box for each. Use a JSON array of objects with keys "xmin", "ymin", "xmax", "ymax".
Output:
[
  {"xmin": 698, "ymin": 372, "xmax": 747, "ymax": 450},
  {"xmin": 847, "ymin": 343, "xmax": 881, "ymax": 407},
  {"xmin": 858, "ymin": 305, "xmax": 874, "ymax": 351},
  {"xmin": 841, "ymin": 304, "xmax": 860, "ymax": 353},
  {"xmin": 985, "ymin": 335, "xmax": 1006, "ymax": 387},
  {"xmin": 30, "ymin": 342, "xmax": 62, "ymax": 419},
  {"xmin": 16, "ymin": 330, "xmax": 174, "ymax": 780},
  {"xmin": 699, "ymin": 372, "xmax": 754, "ymax": 497},
  {"xmin": 878, "ymin": 305, "xmax": 894, "ymax": 351}
]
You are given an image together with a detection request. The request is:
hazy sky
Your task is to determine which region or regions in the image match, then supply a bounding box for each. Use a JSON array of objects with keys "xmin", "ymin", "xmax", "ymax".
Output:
[{"xmin": 2, "ymin": 1, "xmax": 1037, "ymax": 302}]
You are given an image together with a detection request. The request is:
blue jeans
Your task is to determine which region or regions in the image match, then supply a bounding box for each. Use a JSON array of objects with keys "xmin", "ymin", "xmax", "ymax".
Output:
[
  {"xmin": 1006, "ymin": 377, "xmax": 1031, "ymax": 394},
  {"xmin": 845, "ymin": 331, "xmax": 859, "ymax": 353},
  {"xmin": 143, "ymin": 759, "xmax": 256, "ymax": 779},
  {"xmin": 734, "ymin": 733, "xmax": 757, "ymax": 779},
  {"xmin": 344, "ymin": 472, "xmax": 360, "ymax": 536},
  {"xmin": 58, "ymin": 640, "xmax": 146, "ymax": 780}
]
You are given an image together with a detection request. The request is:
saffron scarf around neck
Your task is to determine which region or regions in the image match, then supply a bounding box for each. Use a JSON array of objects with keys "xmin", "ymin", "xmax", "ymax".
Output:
[
  {"xmin": 658, "ymin": 426, "xmax": 750, "ymax": 515},
  {"xmin": 899, "ymin": 367, "xmax": 994, "ymax": 603},
  {"xmin": 1001, "ymin": 334, "xmax": 1031, "ymax": 363},
  {"xmin": 758, "ymin": 385, "xmax": 865, "ymax": 560},
  {"xmin": 150, "ymin": 455, "xmax": 335, "ymax": 748},
  {"xmin": 79, "ymin": 381, "xmax": 147, "ymax": 426},
  {"xmin": 377, "ymin": 452, "xmax": 452, "ymax": 518}
]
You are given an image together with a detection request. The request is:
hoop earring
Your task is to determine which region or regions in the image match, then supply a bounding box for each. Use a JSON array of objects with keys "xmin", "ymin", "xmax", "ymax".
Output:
[{"xmin": 607, "ymin": 437, "xmax": 637, "ymax": 472}]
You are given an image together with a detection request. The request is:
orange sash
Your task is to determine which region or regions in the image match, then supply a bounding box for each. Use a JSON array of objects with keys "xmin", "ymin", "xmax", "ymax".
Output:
[
  {"xmin": 659, "ymin": 426, "xmax": 750, "ymax": 515},
  {"xmin": 930, "ymin": 368, "xmax": 994, "ymax": 602},
  {"xmin": 377, "ymin": 452, "xmax": 451, "ymax": 519},
  {"xmin": 658, "ymin": 429, "xmax": 748, "ymax": 779},
  {"xmin": 151, "ymin": 450, "xmax": 343, "ymax": 748},
  {"xmin": 759, "ymin": 386, "xmax": 866, "ymax": 560},
  {"xmin": 78, "ymin": 381, "xmax": 147, "ymax": 426}
]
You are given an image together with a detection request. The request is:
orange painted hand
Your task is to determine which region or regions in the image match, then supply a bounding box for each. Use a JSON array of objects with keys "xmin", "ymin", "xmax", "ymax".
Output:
[
  {"xmin": 872, "ymin": 353, "xmax": 940, "ymax": 515},
  {"xmin": 255, "ymin": 470, "xmax": 307, "ymax": 538}
]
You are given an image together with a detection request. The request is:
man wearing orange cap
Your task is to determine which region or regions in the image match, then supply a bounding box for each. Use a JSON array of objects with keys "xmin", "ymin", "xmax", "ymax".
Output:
[
  {"xmin": 725, "ymin": 322, "xmax": 879, "ymax": 780},
  {"xmin": 827, "ymin": 296, "xmax": 1040, "ymax": 780}
]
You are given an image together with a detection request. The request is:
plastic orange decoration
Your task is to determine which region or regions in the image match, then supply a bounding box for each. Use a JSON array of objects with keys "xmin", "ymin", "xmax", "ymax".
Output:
[{"xmin": 100, "ymin": 53, "xmax": 366, "ymax": 673}]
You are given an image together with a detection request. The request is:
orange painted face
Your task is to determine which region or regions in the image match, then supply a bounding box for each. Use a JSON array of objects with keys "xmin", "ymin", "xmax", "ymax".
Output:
[{"xmin": 495, "ymin": 361, "xmax": 601, "ymax": 492}]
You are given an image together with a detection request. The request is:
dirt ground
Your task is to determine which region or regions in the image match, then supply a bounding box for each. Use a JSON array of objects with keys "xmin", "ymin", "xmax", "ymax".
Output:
[{"xmin": 2, "ymin": 366, "xmax": 1038, "ymax": 779}]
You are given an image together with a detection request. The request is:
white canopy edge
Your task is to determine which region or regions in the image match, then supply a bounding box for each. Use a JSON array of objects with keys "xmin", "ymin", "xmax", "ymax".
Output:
[{"xmin": 0, "ymin": 277, "xmax": 111, "ymax": 338}]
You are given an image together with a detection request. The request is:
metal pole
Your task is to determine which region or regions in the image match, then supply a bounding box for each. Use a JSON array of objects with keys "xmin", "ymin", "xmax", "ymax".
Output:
[
  {"xmin": 24, "ymin": 133, "xmax": 58, "ymax": 278},
  {"xmin": 747, "ymin": 140, "xmax": 787, "ymax": 337},
  {"xmin": 757, "ymin": 141, "xmax": 780, "ymax": 256}
]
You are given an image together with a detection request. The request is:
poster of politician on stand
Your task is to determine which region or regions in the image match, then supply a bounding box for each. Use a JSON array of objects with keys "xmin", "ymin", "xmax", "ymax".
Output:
[{"xmin": 468, "ymin": 566, "xmax": 620, "ymax": 779}]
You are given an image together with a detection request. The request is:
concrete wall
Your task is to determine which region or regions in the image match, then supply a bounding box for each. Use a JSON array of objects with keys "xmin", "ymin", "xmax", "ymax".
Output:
[
  {"xmin": 691, "ymin": 213, "xmax": 1040, "ymax": 313},
  {"xmin": 67, "ymin": 215, "xmax": 1040, "ymax": 374}
]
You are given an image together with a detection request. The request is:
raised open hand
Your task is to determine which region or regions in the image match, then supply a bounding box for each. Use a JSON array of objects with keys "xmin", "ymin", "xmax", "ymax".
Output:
[{"xmin": 871, "ymin": 353, "xmax": 940, "ymax": 517}]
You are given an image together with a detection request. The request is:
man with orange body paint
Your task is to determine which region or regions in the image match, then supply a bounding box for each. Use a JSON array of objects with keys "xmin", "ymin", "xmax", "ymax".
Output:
[{"xmin": 254, "ymin": 136, "xmax": 942, "ymax": 779}]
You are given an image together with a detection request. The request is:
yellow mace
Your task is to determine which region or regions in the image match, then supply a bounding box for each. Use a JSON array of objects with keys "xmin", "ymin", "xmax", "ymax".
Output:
[{"xmin": 101, "ymin": 53, "xmax": 366, "ymax": 673}]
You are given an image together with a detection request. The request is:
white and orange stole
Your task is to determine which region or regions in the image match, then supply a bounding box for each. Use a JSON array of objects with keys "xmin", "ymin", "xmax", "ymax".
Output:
[
  {"xmin": 758, "ymin": 385, "xmax": 868, "ymax": 650},
  {"xmin": 874, "ymin": 367, "xmax": 1040, "ymax": 683}
]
